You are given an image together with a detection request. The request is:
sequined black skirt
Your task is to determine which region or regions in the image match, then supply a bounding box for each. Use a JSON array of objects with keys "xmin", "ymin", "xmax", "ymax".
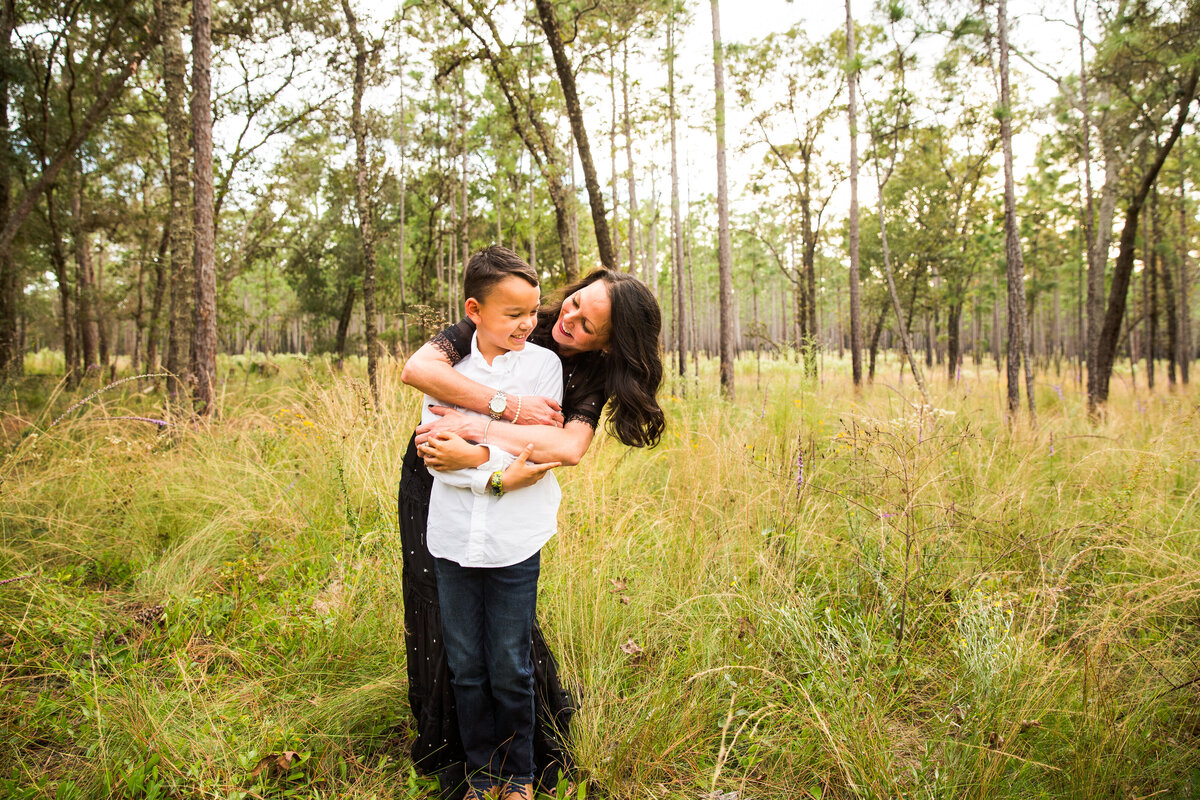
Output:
[{"xmin": 399, "ymin": 435, "xmax": 576, "ymax": 798}]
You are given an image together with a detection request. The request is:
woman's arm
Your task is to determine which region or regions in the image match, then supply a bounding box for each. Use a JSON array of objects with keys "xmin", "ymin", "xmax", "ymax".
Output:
[
  {"xmin": 417, "ymin": 409, "xmax": 596, "ymax": 467},
  {"xmin": 400, "ymin": 341, "xmax": 564, "ymax": 426}
]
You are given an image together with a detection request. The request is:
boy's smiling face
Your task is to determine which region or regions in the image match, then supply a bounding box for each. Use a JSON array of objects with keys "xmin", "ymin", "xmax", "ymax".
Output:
[{"xmin": 465, "ymin": 275, "xmax": 541, "ymax": 361}]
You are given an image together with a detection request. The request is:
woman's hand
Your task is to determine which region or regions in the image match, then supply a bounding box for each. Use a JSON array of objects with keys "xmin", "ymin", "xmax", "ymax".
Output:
[
  {"xmin": 502, "ymin": 444, "xmax": 560, "ymax": 491},
  {"xmin": 415, "ymin": 407, "xmax": 479, "ymax": 445},
  {"xmin": 513, "ymin": 395, "xmax": 564, "ymax": 427},
  {"xmin": 419, "ymin": 431, "xmax": 488, "ymax": 471}
]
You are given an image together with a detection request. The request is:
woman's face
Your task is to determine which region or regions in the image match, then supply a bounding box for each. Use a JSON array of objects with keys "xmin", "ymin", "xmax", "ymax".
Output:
[{"xmin": 552, "ymin": 280, "xmax": 612, "ymax": 355}]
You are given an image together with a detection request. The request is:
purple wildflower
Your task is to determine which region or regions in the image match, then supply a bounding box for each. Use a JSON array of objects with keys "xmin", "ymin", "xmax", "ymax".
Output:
[
  {"xmin": 1052, "ymin": 384, "xmax": 1064, "ymax": 402},
  {"xmin": 795, "ymin": 430, "xmax": 805, "ymax": 495}
]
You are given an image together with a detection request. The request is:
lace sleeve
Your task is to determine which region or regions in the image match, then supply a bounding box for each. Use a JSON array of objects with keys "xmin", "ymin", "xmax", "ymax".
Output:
[{"xmin": 429, "ymin": 318, "xmax": 475, "ymax": 366}]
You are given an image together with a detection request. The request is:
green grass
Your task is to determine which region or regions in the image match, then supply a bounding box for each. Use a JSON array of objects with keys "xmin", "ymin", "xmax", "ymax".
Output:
[{"xmin": 1, "ymin": 352, "xmax": 1199, "ymax": 798}]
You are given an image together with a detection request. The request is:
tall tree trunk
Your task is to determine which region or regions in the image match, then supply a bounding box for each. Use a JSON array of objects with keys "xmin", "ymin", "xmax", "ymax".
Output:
[
  {"xmin": 145, "ymin": 216, "xmax": 168, "ymax": 377},
  {"xmin": 72, "ymin": 176, "xmax": 100, "ymax": 373},
  {"xmin": 1092, "ymin": 68, "xmax": 1198, "ymax": 407},
  {"xmin": 846, "ymin": 0, "xmax": 863, "ymax": 388},
  {"xmin": 867, "ymin": 306, "xmax": 886, "ymax": 381},
  {"xmin": 623, "ymin": 41, "xmax": 638, "ymax": 274},
  {"xmin": 46, "ymin": 185, "xmax": 77, "ymax": 385},
  {"xmin": 398, "ymin": 72, "xmax": 409, "ymax": 353},
  {"xmin": 1180, "ymin": 139, "xmax": 1191, "ymax": 385},
  {"xmin": 711, "ymin": 0, "xmax": 735, "ymax": 399},
  {"xmin": 343, "ymin": 0, "xmax": 379, "ymax": 406},
  {"xmin": 608, "ymin": 45, "xmax": 620, "ymax": 270},
  {"xmin": 1161, "ymin": 217, "xmax": 1178, "ymax": 386},
  {"xmin": 163, "ymin": 0, "xmax": 192, "ymax": 402},
  {"xmin": 533, "ymin": 0, "xmax": 615, "ymax": 270},
  {"xmin": 998, "ymin": 0, "xmax": 1035, "ymax": 423},
  {"xmin": 947, "ymin": 302, "xmax": 962, "ymax": 381},
  {"xmin": 0, "ymin": 0, "xmax": 15, "ymax": 376},
  {"xmin": 1145, "ymin": 182, "xmax": 1158, "ymax": 389},
  {"xmin": 191, "ymin": 0, "xmax": 218, "ymax": 415},
  {"xmin": 335, "ymin": 285, "xmax": 356, "ymax": 370},
  {"xmin": 1075, "ymin": 0, "xmax": 1096, "ymax": 373},
  {"xmin": 668, "ymin": 18, "xmax": 686, "ymax": 383}
]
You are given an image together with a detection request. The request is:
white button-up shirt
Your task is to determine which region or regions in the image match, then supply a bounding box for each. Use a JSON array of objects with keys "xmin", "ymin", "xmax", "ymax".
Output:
[{"xmin": 423, "ymin": 333, "xmax": 564, "ymax": 568}]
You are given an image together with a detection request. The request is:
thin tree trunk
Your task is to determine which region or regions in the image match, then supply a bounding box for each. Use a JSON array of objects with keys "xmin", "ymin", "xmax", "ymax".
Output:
[
  {"xmin": 623, "ymin": 41, "xmax": 638, "ymax": 274},
  {"xmin": 668, "ymin": 17, "xmax": 685, "ymax": 383},
  {"xmin": 145, "ymin": 218, "xmax": 169, "ymax": 377},
  {"xmin": 1161, "ymin": 217, "xmax": 1178, "ymax": 386},
  {"xmin": 533, "ymin": 0, "xmax": 615, "ymax": 269},
  {"xmin": 72, "ymin": 175, "xmax": 100, "ymax": 373},
  {"xmin": 1075, "ymin": 0, "xmax": 1096, "ymax": 373},
  {"xmin": 46, "ymin": 185, "xmax": 76, "ymax": 385},
  {"xmin": 163, "ymin": 0, "xmax": 192, "ymax": 403},
  {"xmin": 343, "ymin": 0, "xmax": 379, "ymax": 406},
  {"xmin": 398, "ymin": 71, "xmax": 408, "ymax": 353},
  {"xmin": 191, "ymin": 0, "xmax": 218, "ymax": 415},
  {"xmin": 0, "ymin": 0, "xmax": 15, "ymax": 375},
  {"xmin": 711, "ymin": 0, "xmax": 735, "ymax": 399},
  {"xmin": 1180, "ymin": 138, "xmax": 1191, "ymax": 385},
  {"xmin": 1145, "ymin": 181, "xmax": 1157, "ymax": 389},
  {"xmin": 335, "ymin": 285, "xmax": 356, "ymax": 369},
  {"xmin": 846, "ymin": 0, "xmax": 863, "ymax": 388},
  {"xmin": 998, "ymin": 0, "xmax": 1035, "ymax": 423}
]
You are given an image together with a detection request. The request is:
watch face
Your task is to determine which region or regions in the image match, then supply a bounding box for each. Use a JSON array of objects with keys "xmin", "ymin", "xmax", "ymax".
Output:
[{"xmin": 489, "ymin": 393, "xmax": 506, "ymax": 413}]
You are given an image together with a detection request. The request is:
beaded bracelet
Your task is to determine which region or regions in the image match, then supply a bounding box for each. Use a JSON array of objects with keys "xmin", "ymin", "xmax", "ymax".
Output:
[{"xmin": 514, "ymin": 395, "xmax": 523, "ymax": 424}]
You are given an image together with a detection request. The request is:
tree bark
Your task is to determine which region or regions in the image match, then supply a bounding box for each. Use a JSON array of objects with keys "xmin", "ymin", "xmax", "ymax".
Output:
[
  {"xmin": 623, "ymin": 41, "xmax": 638, "ymax": 274},
  {"xmin": 1180, "ymin": 137, "xmax": 1191, "ymax": 385},
  {"xmin": 163, "ymin": 0, "xmax": 192, "ymax": 404},
  {"xmin": 845, "ymin": 0, "xmax": 863, "ymax": 388},
  {"xmin": 711, "ymin": 0, "xmax": 735, "ymax": 399},
  {"xmin": 668, "ymin": 18, "xmax": 686, "ymax": 383},
  {"xmin": 46, "ymin": 185, "xmax": 76, "ymax": 384},
  {"xmin": 998, "ymin": 0, "xmax": 1035, "ymax": 423},
  {"xmin": 145, "ymin": 216, "xmax": 169, "ymax": 377},
  {"xmin": 343, "ymin": 0, "xmax": 379, "ymax": 406},
  {"xmin": 191, "ymin": 0, "xmax": 218, "ymax": 415},
  {"xmin": 71, "ymin": 176, "xmax": 100, "ymax": 373},
  {"xmin": 335, "ymin": 285, "xmax": 356, "ymax": 370},
  {"xmin": 0, "ymin": 0, "xmax": 15, "ymax": 375},
  {"xmin": 1092, "ymin": 67, "xmax": 1198, "ymax": 407},
  {"xmin": 533, "ymin": 0, "xmax": 615, "ymax": 270}
]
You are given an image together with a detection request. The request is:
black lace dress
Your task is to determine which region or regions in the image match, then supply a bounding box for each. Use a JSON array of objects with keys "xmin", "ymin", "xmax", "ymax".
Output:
[{"xmin": 398, "ymin": 315, "xmax": 606, "ymax": 799}]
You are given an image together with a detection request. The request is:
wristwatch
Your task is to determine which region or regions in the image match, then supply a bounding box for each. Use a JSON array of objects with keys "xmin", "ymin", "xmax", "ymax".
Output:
[{"xmin": 488, "ymin": 391, "xmax": 507, "ymax": 420}]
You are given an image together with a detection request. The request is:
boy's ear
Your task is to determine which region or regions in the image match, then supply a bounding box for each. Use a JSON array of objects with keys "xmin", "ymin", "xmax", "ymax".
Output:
[{"xmin": 464, "ymin": 297, "xmax": 482, "ymax": 324}]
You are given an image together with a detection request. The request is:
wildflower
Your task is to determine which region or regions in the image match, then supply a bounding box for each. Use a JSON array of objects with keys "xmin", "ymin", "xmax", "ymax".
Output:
[
  {"xmin": 795, "ymin": 430, "xmax": 805, "ymax": 495},
  {"xmin": 1052, "ymin": 385, "xmax": 1064, "ymax": 402}
]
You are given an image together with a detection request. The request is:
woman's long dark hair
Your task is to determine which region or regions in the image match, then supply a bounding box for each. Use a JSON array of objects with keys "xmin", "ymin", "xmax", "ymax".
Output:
[{"xmin": 542, "ymin": 270, "xmax": 665, "ymax": 448}]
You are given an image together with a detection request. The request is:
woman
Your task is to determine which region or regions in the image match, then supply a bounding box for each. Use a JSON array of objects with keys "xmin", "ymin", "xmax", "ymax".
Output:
[{"xmin": 398, "ymin": 268, "xmax": 664, "ymax": 799}]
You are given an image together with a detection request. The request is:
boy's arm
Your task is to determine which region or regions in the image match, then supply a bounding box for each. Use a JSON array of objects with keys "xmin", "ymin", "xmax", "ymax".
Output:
[{"xmin": 428, "ymin": 445, "xmax": 513, "ymax": 495}]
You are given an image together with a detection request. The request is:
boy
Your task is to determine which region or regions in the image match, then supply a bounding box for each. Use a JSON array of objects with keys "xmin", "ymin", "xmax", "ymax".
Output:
[{"xmin": 420, "ymin": 246, "xmax": 563, "ymax": 800}]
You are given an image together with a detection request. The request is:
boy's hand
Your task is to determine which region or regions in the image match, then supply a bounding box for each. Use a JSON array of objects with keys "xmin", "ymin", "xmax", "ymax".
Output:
[
  {"xmin": 513, "ymin": 395, "xmax": 564, "ymax": 427},
  {"xmin": 501, "ymin": 444, "xmax": 560, "ymax": 491},
  {"xmin": 420, "ymin": 431, "xmax": 488, "ymax": 471}
]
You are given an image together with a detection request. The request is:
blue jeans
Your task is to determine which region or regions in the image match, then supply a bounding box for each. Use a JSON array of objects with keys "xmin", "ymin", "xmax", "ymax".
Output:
[{"xmin": 434, "ymin": 552, "xmax": 540, "ymax": 793}]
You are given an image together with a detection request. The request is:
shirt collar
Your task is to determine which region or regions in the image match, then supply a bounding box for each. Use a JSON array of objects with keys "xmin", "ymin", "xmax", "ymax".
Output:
[{"xmin": 468, "ymin": 331, "xmax": 521, "ymax": 369}]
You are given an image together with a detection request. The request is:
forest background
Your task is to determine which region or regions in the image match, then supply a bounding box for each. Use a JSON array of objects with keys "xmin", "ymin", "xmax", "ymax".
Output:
[{"xmin": 2, "ymin": 0, "xmax": 1200, "ymax": 798}]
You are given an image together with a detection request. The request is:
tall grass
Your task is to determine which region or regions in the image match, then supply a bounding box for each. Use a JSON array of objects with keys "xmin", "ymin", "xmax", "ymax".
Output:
[{"xmin": 1, "ymin": 353, "xmax": 1198, "ymax": 798}]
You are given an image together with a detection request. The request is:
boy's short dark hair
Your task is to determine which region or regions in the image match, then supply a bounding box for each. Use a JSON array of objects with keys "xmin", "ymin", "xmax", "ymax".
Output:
[{"xmin": 464, "ymin": 246, "xmax": 539, "ymax": 302}]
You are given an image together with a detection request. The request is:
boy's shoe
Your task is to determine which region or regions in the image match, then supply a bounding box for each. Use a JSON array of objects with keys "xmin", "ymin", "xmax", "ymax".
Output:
[
  {"xmin": 464, "ymin": 786, "xmax": 495, "ymax": 800},
  {"xmin": 498, "ymin": 784, "xmax": 533, "ymax": 800}
]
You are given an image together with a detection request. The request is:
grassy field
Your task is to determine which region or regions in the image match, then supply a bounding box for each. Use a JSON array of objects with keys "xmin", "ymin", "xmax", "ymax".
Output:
[{"xmin": 2, "ymin": 351, "xmax": 1199, "ymax": 799}]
